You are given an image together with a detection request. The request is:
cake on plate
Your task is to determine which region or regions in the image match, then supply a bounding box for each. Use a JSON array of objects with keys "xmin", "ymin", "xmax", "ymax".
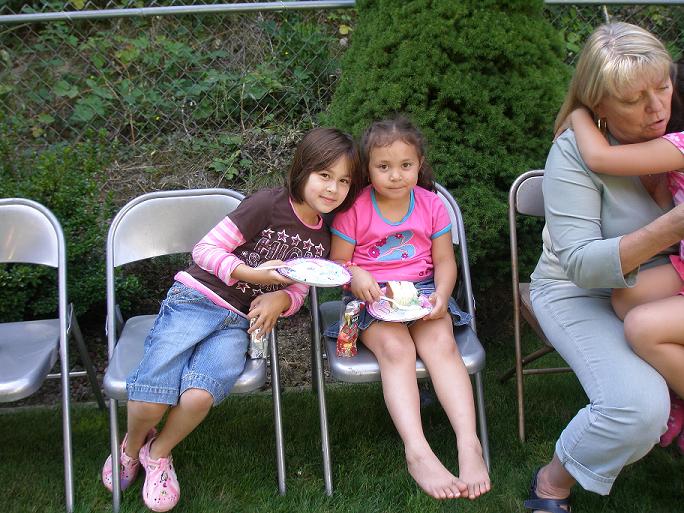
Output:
[{"xmin": 385, "ymin": 281, "xmax": 420, "ymax": 308}]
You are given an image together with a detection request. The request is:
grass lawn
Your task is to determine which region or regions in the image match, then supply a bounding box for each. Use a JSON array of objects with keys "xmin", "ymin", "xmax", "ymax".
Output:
[{"xmin": 2, "ymin": 331, "xmax": 684, "ymax": 513}]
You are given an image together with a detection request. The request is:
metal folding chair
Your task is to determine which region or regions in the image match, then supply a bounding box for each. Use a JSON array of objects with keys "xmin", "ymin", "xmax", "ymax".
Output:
[
  {"xmin": 103, "ymin": 189, "xmax": 286, "ymax": 512},
  {"xmin": 0, "ymin": 198, "xmax": 105, "ymax": 513},
  {"xmin": 310, "ymin": 183, "xmax": 489, "ymax": 495},
  {"xmin": 499, "ymin": 169, "xmax": 571, "ymax": 442}
]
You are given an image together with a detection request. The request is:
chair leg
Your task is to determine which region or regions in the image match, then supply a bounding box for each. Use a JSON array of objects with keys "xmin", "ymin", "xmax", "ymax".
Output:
[
  {"xmin": 110, "ymin": 399, "xmax": 122, "ymax": 513},
  {"xmin": 60, "ymin": 336, "xmax": 75, "ymax": 513},
  {"xmin": 309, "ymin": 287, "xmax": 333, "ymax": 496},
  {"xmin": 473, "ymin": 371, "xmax": 490, "ymax": 471},
  {"xmin": 269, "ymin": 330, "xmax": 286, "ymax": 495},
  {"xmin": 69, "ymin": 307, "xmax": 106, "ymax": 410}
]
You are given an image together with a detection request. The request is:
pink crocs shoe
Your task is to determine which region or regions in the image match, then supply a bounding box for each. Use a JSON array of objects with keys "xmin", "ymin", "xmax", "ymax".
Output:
[
  {"xmin": 660, "ymin": 392, "xmax": 684, "ymax": 448},
  {"xmin": 139, "ymin": 437, "xmax": 180, "ymax": 512},
  {"xmin": 102, "ymin": 428, "xmax": 157, "ymax": 492}
]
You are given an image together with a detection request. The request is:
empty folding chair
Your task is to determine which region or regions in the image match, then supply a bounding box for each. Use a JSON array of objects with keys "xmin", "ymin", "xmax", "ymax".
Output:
[
  {"xmin": 500, "ymin": 169, "xmax": 571, "ymax": 442},
  {"xmin": 0, "ymin": 198, "xmax": 105, "ymax": 513},
  {"xmin": 310, "ymin": 183, "xmax": 489, "ymax": 495},
  {"xmin": 103, "ymin": 189, "xmax": 285, "ymax": 512}
]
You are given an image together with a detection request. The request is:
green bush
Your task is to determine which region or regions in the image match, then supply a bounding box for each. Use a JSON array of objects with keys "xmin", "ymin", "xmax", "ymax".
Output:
[
  {"xmin": 0, "ymin": 121, "xmax": 114, "ymax": 321},
  {"xmin": 324, "ymin": 0, "xmax": 570, "ymax": 289}
]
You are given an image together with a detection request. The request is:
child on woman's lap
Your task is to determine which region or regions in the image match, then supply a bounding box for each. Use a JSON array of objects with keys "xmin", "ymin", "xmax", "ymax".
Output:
[
  {"xmin": 567, "ymin": 60, "xmax": 684, "ymax": 451},
  {"xmin": 330, "ymin": 116, "xmax": 490, "ymax": 500},
  {"xmin": 101, "ymin": 127, "xmax": 361, "ymax": 511}
]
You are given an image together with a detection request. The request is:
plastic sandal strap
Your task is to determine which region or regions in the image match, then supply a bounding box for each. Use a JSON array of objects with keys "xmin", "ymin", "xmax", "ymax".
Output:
[{"xmin": 523, "ymin": 497, "xmax": 571, "ymax": 513}]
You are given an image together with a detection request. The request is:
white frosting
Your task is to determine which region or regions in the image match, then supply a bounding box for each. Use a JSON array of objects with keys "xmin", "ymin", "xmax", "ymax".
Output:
[{"xmin": 386, "ymin": 281, "xmax": 419, "ymax": 307}]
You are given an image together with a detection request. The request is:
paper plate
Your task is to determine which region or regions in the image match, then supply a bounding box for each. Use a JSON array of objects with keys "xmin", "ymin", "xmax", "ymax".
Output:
[
  {"xmin": 366, "ymin": 294, "xmax": 433, "ymax": 322},
  {"xmin": 277, "ymin": 258, "xmax": 351, "ymax": 287}
]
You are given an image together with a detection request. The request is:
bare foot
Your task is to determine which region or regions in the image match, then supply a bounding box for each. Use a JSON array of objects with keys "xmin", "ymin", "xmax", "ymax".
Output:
[
  {"xmin": 405, "ymin": 445, "xmax": 466, "ymax": 499},
  {"xmin": 457, "ymin": 437, "xmax": 491, "ymax": 499}
]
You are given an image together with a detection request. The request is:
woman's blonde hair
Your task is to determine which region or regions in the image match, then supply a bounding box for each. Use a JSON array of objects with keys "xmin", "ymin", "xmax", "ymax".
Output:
[{"xmin": 554, "ymin": 22, "xmax": 672, "ymax": 133}]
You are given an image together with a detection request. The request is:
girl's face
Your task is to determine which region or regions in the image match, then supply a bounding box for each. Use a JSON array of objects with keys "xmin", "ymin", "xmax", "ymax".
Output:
[
  {"xmin": 297, "ymin": 155, "xmax": 352, "ymax": 221},
  {"xmin": 596, "ymin": 75, "xmax": 672, "ymax": 144},
  {"xmin": 367, "ymin": 140, "xmax": 422, "ymax": 201}
]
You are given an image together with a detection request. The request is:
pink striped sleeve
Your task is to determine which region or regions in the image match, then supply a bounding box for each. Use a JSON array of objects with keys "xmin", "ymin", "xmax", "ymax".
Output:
[
  {"xmin": 281, "ymin": 282, "xmax": 309, "ymax": 317},
  {"xmin": 192, "ymin": 217, "xmax": 247, "ymax": 286}
]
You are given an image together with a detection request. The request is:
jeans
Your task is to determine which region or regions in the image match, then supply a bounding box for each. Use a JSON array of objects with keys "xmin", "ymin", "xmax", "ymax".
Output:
[
  {"xmin": 530, "ymin": 278, "xmax": 669, "ymax": 494},
  {"xmin": 127, "ymin": 282, "xmax": 250, "ymax": 406}
]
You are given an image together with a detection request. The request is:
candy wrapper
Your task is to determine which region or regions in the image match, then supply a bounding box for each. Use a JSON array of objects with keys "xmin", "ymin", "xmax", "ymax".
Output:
[
  {"xmin": 248, "ymin": 317, "xmax": 268, "ymax": 359},
  {"xmin": 337, "ymin": 300, "xmax": 362, "ymax": 357}
]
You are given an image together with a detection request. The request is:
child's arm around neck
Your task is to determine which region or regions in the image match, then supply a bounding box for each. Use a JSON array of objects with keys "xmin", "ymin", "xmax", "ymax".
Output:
[{"xmin": 570, "ymin": 107, "xmax": 684, "ymax": 176}]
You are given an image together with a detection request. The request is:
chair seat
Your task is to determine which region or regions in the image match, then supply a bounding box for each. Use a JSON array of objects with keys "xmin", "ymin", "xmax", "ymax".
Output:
[
  {"xmin": 0, "ymin": 319, "xmax": 60, "ymax": 402},
  {"xmin": 518, "ymin": 283, "xmax": 552, "ymax": 347},
  {"xmin": 320, "ymin": 301, "xmax": 485, "ymax": 384},
  {"xmin": 103, "ymin": 314, "xmax": 267, "ymax": 400}
]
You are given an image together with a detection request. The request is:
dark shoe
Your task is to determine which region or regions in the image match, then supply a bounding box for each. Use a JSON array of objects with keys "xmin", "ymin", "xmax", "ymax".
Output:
[{"xmin": 523, "ymin": 467, "xmax": 572, "ymax": 513}]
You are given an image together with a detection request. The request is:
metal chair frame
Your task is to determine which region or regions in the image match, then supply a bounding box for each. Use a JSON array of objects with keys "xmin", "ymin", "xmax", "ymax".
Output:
[
  {"xmin": 310, "ymin": 183, "xmax": 490, "ymax": 495},
  {"xmin": 0, "ymin": 198, "xmax": 105, "ymax": 513},
  {"xmin": 501, "ymin": 169, "xmax": 572, "ymax": 442},
  {"xmin": 104, "ymin": 189, "xmax": 286, "ymax": 512}
]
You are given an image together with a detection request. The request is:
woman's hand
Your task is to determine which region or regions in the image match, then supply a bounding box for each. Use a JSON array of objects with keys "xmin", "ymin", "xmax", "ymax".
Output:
[
  {"xmin": 349, "ymin": 266, "xmax": 382, "ymax": 303},
  {"xmin": 423, "ymin": 291, "xmax": 449, "ymax": 320},
  {"xmin": 247, "ymin": 290, "xmax": 291, "ymax": 335}
]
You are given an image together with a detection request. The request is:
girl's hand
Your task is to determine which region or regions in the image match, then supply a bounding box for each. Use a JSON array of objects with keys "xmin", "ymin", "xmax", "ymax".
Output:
[
  {"xmin": 238, "ymin": 260, "xmax": 294, "ymax": 286},
  {"xmin": 247, "ymin": 291, "xmax": 291, "ymax": 335},
  {"xmin": 423, "ymin": 291, "xmax": 449, "ymax": 320},
  {"xmin": 349, "ymin": 266, "xmax": 382, "ymax": 303}
]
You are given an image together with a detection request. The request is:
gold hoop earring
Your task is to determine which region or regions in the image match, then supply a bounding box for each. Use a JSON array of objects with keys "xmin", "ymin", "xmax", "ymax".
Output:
[{"xmin": 597, "ymin": 118, "xmax": 606, "ymax": 133}]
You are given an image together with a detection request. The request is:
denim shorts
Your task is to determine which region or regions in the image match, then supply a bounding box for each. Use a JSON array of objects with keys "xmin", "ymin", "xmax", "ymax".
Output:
[
  {"xmin": 127, "ymin": 282, "xmax": 250, "ymax": 406},
  {"xmin": 324, "ymin": 277, "xmax": 472, "ymax": 337}
]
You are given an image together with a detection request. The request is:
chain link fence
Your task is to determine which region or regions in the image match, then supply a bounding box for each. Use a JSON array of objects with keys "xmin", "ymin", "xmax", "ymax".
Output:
[{"xmin": 1, "ymin": 1, "xmax": 683, "ymax": 196}]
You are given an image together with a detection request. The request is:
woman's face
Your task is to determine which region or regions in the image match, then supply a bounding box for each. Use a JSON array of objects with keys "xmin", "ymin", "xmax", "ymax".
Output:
[{"xmin": 596, "ymin": 75, "xmax": 673, "ymax": 144}]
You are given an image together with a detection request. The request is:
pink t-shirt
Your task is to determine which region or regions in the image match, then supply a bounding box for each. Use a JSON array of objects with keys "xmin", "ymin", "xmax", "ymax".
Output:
[
  {"xmin": 331, "ymin": 185, "xmax": 451, "ymax": 282},
  {"xmin": 663, "ymin": 132, "xmax": 684, "ymax": 261}
]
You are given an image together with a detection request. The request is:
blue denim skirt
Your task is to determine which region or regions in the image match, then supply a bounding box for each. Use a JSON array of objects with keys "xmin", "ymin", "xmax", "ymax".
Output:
[
  {"xmin": 127, "ymin": 282, "xmax": 250, "ymax": 406},
  {"xmin": 324, "ymin": 277, "xmax": 472, "ymax": 338}
]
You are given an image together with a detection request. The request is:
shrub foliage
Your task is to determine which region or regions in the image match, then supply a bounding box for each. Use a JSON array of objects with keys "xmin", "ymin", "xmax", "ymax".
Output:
[
  {"xmin": 0, "ymin": 121, "xmax": 114, "ymax": 321},
  {"xmin": 324, "ymin": 0, "xmax": 570, "ymax": 288}
]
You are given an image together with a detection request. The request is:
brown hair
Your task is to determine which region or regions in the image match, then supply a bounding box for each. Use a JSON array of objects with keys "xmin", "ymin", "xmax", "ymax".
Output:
[
  {"xmin": 287, "ymin": 127, "xmax": 362, "ymax": 212},
  {"xmin": 361, "ymin": 116, "xmax": 435, "ymax": 191}
]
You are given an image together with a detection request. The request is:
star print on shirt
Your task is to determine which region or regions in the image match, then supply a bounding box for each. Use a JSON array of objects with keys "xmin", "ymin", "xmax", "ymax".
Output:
[
  {"xmin": 277, "ymin": 230, "xmax": 289, "ymax": 243},
  {"xmin": 236, "ymin": 282, "xmax": 251, "ymax": 293},
  {"xmin": 302, "ymin": 238, "xmax": 314, "ymax": 251},
  {"xmin": 251, "ymin": 287, "xmax": 263, "ymax": 296},
  {"xmin": 290, "ymin": 234, "xmax": 301, "ymax": 246},
  {"xmin": 314, "ymin": 243, "xmax": 325, "ymax": 257},
  {"xmin": 262, "ymin": 228, "xmax": 274, "ymax": 239}
]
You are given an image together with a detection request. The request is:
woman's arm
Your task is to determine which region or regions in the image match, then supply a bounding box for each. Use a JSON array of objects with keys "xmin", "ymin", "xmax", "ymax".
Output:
[
  {"xmin": 544, "ymin": 139, "xmax": 684, "ymax": 287},
  {"xmin": 571, "ymin": 108, "xmax": 684, "ymax": 175}
]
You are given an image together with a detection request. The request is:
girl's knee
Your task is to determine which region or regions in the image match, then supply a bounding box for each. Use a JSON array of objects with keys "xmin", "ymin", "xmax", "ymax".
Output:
[
  {"xmin": 623, "ymin": 307, "xmax": 656, "ymax": 352},
  {"xmin": 374, "ymin": 338, "xmax": 416, "ymax": 365},
  {"xmin": 179, "ymin": 388, "xmax": 214, "ymax": 413}
]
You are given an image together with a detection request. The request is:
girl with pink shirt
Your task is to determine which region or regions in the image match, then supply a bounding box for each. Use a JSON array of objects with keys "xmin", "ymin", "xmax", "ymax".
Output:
[
  {"xmin": 566, "ymin": 61, "xmax": 684, "ymax": 452},
  {"xmin": 329, "ymin": 117, "xmax": 490, "ymax": 501},
  {"xmin": 101, "ymin": 127, "xmax": 361, "ymax": 512}
]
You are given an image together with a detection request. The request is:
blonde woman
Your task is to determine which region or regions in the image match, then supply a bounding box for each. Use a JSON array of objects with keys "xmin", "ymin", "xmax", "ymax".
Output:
[{"xmin": 527, "ymin": 22, "xmax": 684, "ymax": 513}]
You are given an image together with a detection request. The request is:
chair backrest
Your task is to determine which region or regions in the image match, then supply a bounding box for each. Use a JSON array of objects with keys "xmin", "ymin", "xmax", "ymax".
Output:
[
  {"xmin": 509, "ymin": 169, "xmax": 544, "ymax": 287},
  {"xmin": 0, "ymin": 198, "xmax": 64, "ymax": 268},
  {"xmin": 435, "ymin": 183, "xmax": 476, "ymax": 332},
  {"xmin": 0, "ymin": 197, "xmax": 68, "ymax": 349},
  {"xmin": 105, "ymin": 189, "xmax": 244, "ymax": 352}
]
